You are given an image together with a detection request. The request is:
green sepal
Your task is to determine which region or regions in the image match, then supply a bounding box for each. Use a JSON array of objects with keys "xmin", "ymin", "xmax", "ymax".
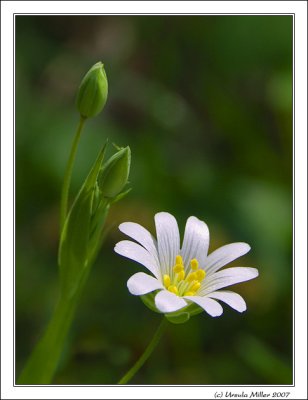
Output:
[
  {"xmin": 141, "ymin": 291, "xmax": 204, "ymax": 324},
  {"xmin": 109, "ymin": 187, "xmax": 132, "ymax": 205},
  {"xmin": 58, "ymin": 142, "xmax": 107, "ymax": 297},
  {"xmin": 164, "ymin": 303, "xmax": 203, "ymax": 324},
  {"xmin": 141, "ymin": 292, "xmax": 161, "ymax": 314},
  {"xmin": 183, "ymin": 302, "xmax": 204, "ymax": 317},
  {"xmin": 165, "ymin": 312, "xmax": 190, "ymax": 324}
]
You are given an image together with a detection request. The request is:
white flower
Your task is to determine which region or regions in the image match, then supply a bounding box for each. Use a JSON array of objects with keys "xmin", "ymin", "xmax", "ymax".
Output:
[{"xmin": 115, "ymin": 212, "xmax": 259, "ymax": 317}]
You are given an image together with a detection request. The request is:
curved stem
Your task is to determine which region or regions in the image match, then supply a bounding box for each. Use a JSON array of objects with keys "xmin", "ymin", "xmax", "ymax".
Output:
[
  {"xmin": 60, "ymin": 116, "xmax": 86, "ymax": 231},
  {"xmin": 118, "ymin": 318, "xmax": 167, "ymax": 385}
]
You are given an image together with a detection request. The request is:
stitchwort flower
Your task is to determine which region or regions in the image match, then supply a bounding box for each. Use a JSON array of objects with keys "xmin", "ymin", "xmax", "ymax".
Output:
[{"xmin": 115, "ymin": 212, "xmax": 259, "ymax": 319}]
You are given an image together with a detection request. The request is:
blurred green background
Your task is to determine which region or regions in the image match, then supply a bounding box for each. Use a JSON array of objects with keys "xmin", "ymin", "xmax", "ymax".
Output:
[{"xmin": 15, "ymin": 15, "xmax": 293, "ymax": 385}]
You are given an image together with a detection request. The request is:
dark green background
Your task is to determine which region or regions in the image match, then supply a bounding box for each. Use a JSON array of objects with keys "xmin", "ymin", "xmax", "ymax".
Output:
[{"xmin": 16, "ymin": 15, "xmax": 293, "ymax": 384}]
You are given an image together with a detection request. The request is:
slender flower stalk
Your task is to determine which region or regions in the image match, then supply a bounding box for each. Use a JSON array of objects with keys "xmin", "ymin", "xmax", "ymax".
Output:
[
  {"xmin": 60, "ymin": 115, "xmax": 85, "ymax": 231},
  {"xmin": 118, "ymin": 318, "xmax": 167, "ymax": 385}
]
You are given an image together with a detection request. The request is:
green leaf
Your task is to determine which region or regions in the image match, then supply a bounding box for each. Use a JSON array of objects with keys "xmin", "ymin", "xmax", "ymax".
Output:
[
  {"xmin": 58, "ymin": 143, "xmax": 107, "ymax": 297},
  {"xmin": 18, "ymin": 141, "xmax": 132, "ymax": 384},
  {"xmin": 87, "ymin": 196, "xmax": 110, "ymax": 265}
]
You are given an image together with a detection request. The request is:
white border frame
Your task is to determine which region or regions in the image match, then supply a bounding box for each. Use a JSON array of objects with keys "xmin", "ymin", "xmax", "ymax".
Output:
[{"xmin": 1, "ymin": 1, "xmax": 307, "ymax": 399}]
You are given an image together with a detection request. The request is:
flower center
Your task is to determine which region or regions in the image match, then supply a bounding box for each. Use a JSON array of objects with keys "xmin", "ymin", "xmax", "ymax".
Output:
[{"xmin": 163, "ymin": 255, "xmax": 206, "ymax": 297}]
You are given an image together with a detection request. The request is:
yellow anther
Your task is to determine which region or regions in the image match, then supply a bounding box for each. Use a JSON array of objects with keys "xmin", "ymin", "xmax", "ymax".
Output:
[
  {"xmin": 173, "ymin": 263, "xmax": 184, "ymax": 273},
  {"xmin": 177, "ymin": 270, "xmax": 185, "ymax": 281},
  {"xmin": 190, "ymin": 281, "xmax": 201, "ymax": 292},
  {"xmin": 190, "ymin": 258, "xmax": 199, "ymax": 270},
  {"xmin": 196, "ymin": 269, "xmax": 206, "ymax": 282},
  {"xmin": 168, "ymin": 285, "xmax": 179, "ymax": 295},
  {"xmin": 163, "ymin": 274, "xmax": 171, "ymax": 288},
  {"xmin": 186, "ymin": 272, "xmax": 197, "ymax": 283},
  {"xmin": 175, "ymin": 255, "xmax": 183, "ymax": 265},
  {"xmin": 184, "ymin": 291, "xmax": 195, "ymax": 296}
]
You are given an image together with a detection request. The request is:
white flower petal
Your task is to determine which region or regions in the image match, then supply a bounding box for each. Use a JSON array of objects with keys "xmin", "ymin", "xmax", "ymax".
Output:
[
  {"xmin": 181, "ymin": 216, "xmax": 209, "ymax": 270},
  {"xmin": 201, "ymin": 267, "xmax": 259, "ymax": 295},
  {"xmin": 127, "ymin": 272, "xmax": 163, "ymax": 295},
  {"xmin": 155, "ymin": 212, "xmax": 180, "ymax": 275},
  {"xmin": 114, "ymin": 240, "xmax": 160, "ymax": 278},
  {"xmin": 207, "ymin": 290, "xmax": 247, "ymax": 313},
  {"xmin": 184, "ymin": 295, "xmax": 223, "ymax": 317},
  {"xmin": 155, "ymin": 290, "xmax": 187, "ymax": 313},
  {"xmin": 119, "ymin": 222, "xmax": 159, "ymax": 263},
  {"xmin": 205, "ymin": 243, "xmax": 251, "ymax": 275}
]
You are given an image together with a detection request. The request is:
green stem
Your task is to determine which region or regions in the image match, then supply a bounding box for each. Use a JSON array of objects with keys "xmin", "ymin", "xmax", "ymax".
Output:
[
  {"xmin": 17, "ymin": 292, "xmax": 79, "ymax": 385},
  {"xmin": 17, "ymin": 199, "xmax": 109, "ymax": 385},
  {"xmin": 60, "ymin": 116, "xmax": 86, "ymax": 232},
  {"xmin": 118, "ymin": 318, "xmax": 167, "ymax": 385}
]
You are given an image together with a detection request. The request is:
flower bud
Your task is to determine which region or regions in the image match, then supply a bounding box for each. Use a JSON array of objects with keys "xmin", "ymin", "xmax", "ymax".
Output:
[
  {"xmin": 76, "ymin": 62, "xmax": 108, "ymax": 118},
  {"xmin": 98, "ymin": 146, "xmax": 131, "ymax": 198}
]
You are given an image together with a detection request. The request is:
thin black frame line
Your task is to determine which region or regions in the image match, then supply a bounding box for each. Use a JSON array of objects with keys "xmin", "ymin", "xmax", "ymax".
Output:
[
  {"xmin": 7, "ymin": 0, "xmax": 306, "ymax": 3},
  {"xmin": 15, "ymin": 384, "xmax": 295, "ymax": 387},
  {"xmin": 13, "ymin": 13, "xmax": 295, "ymax": 16},
  {"xmin": 292, "ymin": 11, "xmax": 296, "ymax": 388},
  {"xmin": 13, "ymin": 11, "xmax": 16, "ymax": 389},
  {"xmin": 13, "ymin": 13, "xmax": 296, "ymax": 389},
  {"xmin": 15, "ymin": 384, "xmax": 296, "ymax": 387},
  {"xmin": 8, "ymin": 0, "xmax": 306, "ymax": 3}
]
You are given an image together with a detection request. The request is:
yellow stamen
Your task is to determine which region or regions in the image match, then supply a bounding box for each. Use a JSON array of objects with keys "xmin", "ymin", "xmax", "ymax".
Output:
[
  {"xmin": 176, "ymin": 255, "xmax": 183, "ymax": 265},
  {"xmin": 163, "ymin": 255, "xmax": 202, "ymax": 297},
  {"xmin": 195, "ymin": 269, "xmax": 206, "ymax": 281},
  {"xmin": 177, "ymin": 270, "xmax": 185, "ymax": 281},
  {"xmin": 186, "ymin": 272, "xmax": 197, "ymax": 283},
  {"xmin": 173, "ymin": 263, "xmax": 184, "ymax": 273},
  {"xmin": 168, "ymin": 285, "xmax": 178, "ymax": 295},
  {"xmin": 163, "ymin": 274, "xmax": 171, "ymax": 288},
  {"xmin": 184, "ymin": 291, "xmax": 195, "ymax": 296},
  {"xmin": 190, "ymin": 258, "xmax": 199, "ymax": 270},
  {"xmin": 190, "ymin": 281, "xmax": 201, "ymax": 292}
]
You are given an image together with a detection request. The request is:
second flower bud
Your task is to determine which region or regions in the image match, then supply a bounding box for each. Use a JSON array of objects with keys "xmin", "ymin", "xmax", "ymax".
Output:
[{"xmin": 98, "ymin": 146, "xmax": 131, "ymax": 199}]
